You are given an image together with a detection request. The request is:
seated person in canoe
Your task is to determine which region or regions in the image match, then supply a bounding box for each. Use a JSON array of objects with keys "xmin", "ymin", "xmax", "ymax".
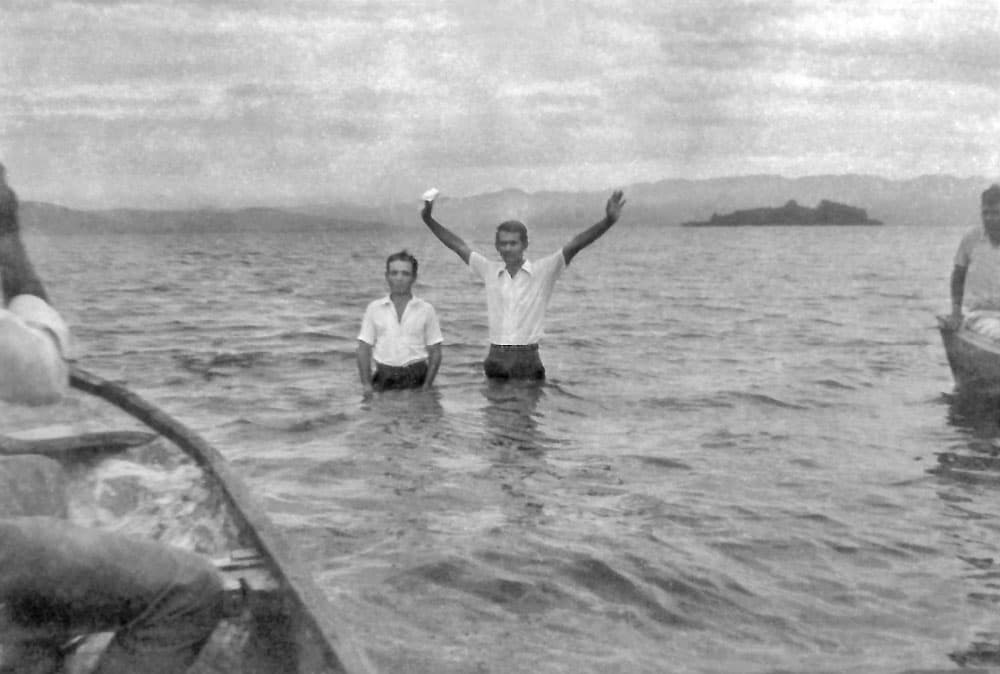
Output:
[
  {"xmin": 946, "ymin": 184, "xmax": 1000, "ymax": 339},
  {"xmin": 0, "ymin": 162, "xmax": 224, "ymax": 673}
]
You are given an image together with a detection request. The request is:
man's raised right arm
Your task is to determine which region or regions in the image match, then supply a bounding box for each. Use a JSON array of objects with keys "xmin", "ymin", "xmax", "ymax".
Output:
[{"xmin": 421, "ymin": 200, "xmax": 471, "ymax": 264}]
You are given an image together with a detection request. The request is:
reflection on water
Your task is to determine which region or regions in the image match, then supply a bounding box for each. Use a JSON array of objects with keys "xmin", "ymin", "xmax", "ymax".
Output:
[
  {"xmin": 481, "ymin": 380, "xmax": 547, "ymax": 456},
  {"xmin": 945, "ymin": 391, "xmax": 1000, "ymax": 437},
  {"xmin": 933, "ymin": 391, "xmax": 1000, "ymax": 668},
  {"xmin": 360, "ymin": 386, "xmax": 445, "ymax": 421},
  {"xmin": 936, "ymin": 392, "xmax": 1000, "ymax": 478}
]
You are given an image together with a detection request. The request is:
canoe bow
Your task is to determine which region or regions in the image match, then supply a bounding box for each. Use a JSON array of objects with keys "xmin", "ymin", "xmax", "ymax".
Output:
[{"xmin": 69, "ymin": 365, "xmax": 376, "ymax": 674}]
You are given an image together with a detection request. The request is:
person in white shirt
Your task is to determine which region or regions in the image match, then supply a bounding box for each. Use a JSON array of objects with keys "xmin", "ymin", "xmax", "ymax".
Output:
[
  {"xmin": 946, "ymin": 184, "xmax": 1000, "ymax": 337},
  {"xmin": 421, "ymin": 190, "xmax": 626, "ymax": 380},
  {"xmin": 357, "ymin": 250, "xmax": 443, "ymax": 394}
]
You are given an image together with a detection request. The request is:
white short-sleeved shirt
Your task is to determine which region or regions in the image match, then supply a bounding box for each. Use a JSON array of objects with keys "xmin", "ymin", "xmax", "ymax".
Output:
[
  {"xmin": 955, "ymin": 227, "xmax": 1000, "ymax": 311},
  {"xmin": 357, "ymin": 295, "xmax": 443, "ymax": 367},
  {"xmin": 468, "ymin": 249, "xmax": 566, "ymax": 345},
  {"xmin": 0, "ymin": 294, "xmax": 71, "ymax": 405}
]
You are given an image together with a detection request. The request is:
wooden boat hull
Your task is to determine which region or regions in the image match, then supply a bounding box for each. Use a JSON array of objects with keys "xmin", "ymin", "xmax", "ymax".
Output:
[
  {"xmin": 939, "ymin": 324, "xmax": 1000, "ymax": 396},
  {"xmin": 1, "ymin": 367, "xmax": 374, "ymax": 674}
]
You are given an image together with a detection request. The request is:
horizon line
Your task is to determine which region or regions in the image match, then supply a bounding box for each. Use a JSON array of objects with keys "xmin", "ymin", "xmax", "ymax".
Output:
[{"xmin": 19, "ymin": 171, "xmax": 996, "ymax": 213}]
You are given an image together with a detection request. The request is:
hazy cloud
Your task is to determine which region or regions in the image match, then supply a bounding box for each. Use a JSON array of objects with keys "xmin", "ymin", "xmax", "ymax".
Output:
[{"xmin": 1, "ymin": 0, "xmax": 997, "ymax": 207}]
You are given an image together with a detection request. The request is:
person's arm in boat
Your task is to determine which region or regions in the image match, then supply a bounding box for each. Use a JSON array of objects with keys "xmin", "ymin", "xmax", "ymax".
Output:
[
  {"xmin": 562, "ymin": 190, "xmax": 626, "ymax": 265},
  {"xmin": 356, "ymin": 341, "xmax": 375, "ymax": 396},
  {"xmin": 423, "ymin": 343, "xmax": 442, "ymax": 390},
  {"xmin": 421, "ymin": 199, "xmax": 471, "ymax": 264},
  {"xmin": 947, "ymin": 264, "xmax": 968, "ymax": 330}
]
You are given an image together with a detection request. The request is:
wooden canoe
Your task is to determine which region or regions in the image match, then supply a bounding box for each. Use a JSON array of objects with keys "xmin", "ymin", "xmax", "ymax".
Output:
[
  {"xmin": 939, "ymin": 320, "xmax": 1000, "ymax": 396},
  {"xmin": 1, "ymin": 366, "xmax": 376, "ymax": 674}
]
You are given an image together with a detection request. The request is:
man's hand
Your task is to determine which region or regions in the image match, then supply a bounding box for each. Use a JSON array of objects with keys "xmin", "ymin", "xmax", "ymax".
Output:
[
  {"xmin": 420, "ymin": 198, "xmax": 472, "ymax": 264},
  {"xmin": 421, "ymin": 188, "xmax": 439, "ymax": 221},
  {"xmin": 606, "ymin": 190, "xmax": 626, "ymax": 224},
  {"xmin": 939, "ymin": 310, "xmax": 963, "ymax": 331},
  {"xmin": 562, "ymin": 189, "xmax": 627, "ymax": 265}
]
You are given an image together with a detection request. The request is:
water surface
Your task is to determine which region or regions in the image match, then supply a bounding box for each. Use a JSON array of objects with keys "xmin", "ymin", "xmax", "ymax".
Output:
[{"xmin": 16, "ymin": 220, "xmax": 1000, "ymax": 673}]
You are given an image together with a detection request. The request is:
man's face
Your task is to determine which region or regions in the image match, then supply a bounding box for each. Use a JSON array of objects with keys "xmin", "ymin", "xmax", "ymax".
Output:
[
  {"xmin": 385, "ymin": 260, "xmax": 415, "ymax": 294},
  {"xmin": 495, "ymin": 231, "xmax": 526, "ymax": 265},
  {"xmin": 983, "ymin": 201, "xmax": 1000, "ymax": 240}
]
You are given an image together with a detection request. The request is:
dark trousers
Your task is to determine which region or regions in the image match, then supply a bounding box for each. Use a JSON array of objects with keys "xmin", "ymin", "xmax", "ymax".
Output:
[
  {"xmin": 483, "ymin": 344, "xmax": 545, "ymax": 380},
  {"xmin": 0, "ymin": 517, "xmax": 224, "ymax": 674},
  {"xmin": 372, "ymin": 360, "xmax": 428, "ymax": 391}
]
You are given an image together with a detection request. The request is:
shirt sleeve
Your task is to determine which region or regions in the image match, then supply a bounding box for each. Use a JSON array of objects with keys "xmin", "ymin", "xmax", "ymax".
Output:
[
  {"xmin": 7, "ymin": 295, "xmax": 72, "ymax": 359},
  {"xmin": 357, "ymin": 303, "xmax": 376, "ymax": 345},
  {"xmin": 424, "ymin": 305, "xmax": 443, "ymax": 346},
  {"xmin": 536, "ymin": 249, "xmax": 567, "ymax": 283},
  {"xmin": 468, "ymin": 251, "xmax": 490, "ymax": 280},
  {"xmin": 955, "ymin": 229, "xmax": 979, "ymax": 268}
]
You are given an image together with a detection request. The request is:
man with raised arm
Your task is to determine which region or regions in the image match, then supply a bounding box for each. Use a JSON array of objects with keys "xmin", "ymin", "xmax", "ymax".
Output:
[
  {"xmin": 0, "ymin": 163, "xmax": 223, "ymax": 673},
  {"xmin": 421, "ymin": 189, "xmax": 626, "ymax": 380}
]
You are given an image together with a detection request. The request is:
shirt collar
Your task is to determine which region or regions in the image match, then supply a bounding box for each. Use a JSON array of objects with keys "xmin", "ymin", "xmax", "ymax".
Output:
[
  {"xmin": 379, "ymin": 294, "xmax": 419, "ymax": 305},
  {"xmin": 496, "ymin": 259, "xmax": 534, "ymax": 277}
]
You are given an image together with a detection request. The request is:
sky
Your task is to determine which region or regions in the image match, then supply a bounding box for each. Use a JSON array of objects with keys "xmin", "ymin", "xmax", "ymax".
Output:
[{"xmin": 1, "ymin": 0, "xmax": 998, "ymax": 209}]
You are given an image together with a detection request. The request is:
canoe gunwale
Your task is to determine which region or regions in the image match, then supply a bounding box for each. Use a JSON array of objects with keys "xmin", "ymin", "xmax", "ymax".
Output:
[
  {"xmin": 69, "ymin": 365, "xmax": 375, "ymax": 674},
  {"xmin": 939, "ymin": 323, "xmax": 1000, "ymax": 395}
]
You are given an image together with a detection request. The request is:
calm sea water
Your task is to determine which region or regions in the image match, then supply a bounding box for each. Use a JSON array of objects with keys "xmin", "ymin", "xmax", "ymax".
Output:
[{"xmin": 16, "ymin": 220, "xmax": 1000, "ymax": 673}]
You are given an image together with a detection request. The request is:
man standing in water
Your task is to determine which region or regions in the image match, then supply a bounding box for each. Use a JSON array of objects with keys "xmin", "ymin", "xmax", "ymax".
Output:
[
  {"xmin": 945, "ymin": 184, "xmax": 1000, "ymax": 336},
  {"xmin": 421, "ymin": 188, "xmax": 626, "ymax": 380},
  {"xmin": 0, "ymin": 163, "xmax": 223, "ymax": 673},
  {"xmin": 357, "ymin": 250, "xmax": 443, "ymax": 393}
]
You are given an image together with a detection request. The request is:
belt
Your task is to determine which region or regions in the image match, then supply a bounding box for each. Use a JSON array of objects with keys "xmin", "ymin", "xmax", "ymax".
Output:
[
  {"xmin": 375, "ymin": 360, "xmax": 427, "ymax": 369},
  {"xmin": 490, "ymin": 343, "xmax": 539, "ymax": 351}
]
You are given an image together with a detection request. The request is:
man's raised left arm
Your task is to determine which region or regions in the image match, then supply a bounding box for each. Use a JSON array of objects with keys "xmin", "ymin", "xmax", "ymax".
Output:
[{"xmin": 562, "ymin": 190, "xmax": 626, "ymax": 265}]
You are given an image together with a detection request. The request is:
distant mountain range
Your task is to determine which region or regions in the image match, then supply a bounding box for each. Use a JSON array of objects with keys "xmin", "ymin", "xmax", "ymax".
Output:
[
  {"xmin": 17, "ymin": 174, "xmax": 995, "ymax": 233},
  {"xmin": 17, "ymin": 201, "xmax": 378, "ymax": 234}
]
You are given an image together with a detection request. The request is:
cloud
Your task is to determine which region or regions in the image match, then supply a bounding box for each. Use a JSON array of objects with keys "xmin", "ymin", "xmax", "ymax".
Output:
[{"xmin": 1, "ymin": 0, "xmax": 997, "ymax": 207}]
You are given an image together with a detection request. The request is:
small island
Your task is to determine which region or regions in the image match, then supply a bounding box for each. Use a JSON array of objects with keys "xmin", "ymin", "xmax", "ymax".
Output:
[{"xmin": 681, "ymin": 199, "xmax": 883, "ymax": 227}]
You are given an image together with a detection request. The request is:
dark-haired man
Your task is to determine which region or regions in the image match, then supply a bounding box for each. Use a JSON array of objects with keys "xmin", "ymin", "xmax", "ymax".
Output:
[
  {"xmin": 0, "ymin": 163, "xmax": 224, "ymax": 673},
  {"xmin": 421, "ymin": 189, "xmax": 626, "ymax": 379},
  {"xmin": 357, "ymin": 250, "xmax": 443, "ymax": 393},
  {"xmin": 946, "ymin": 184, "xmax": 1000, "ymax": 336}
]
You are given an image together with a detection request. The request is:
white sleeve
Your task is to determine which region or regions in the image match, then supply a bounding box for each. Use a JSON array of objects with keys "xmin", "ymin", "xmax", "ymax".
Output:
[
  {"xmin": 468, "ymin": 251, "xmax": 490, "ymax": 280},
  {"xmin": 357, "ymin": 304, "xmax": 376, "ymax": 345},
  {"xmin": 538, "ymin": 249, "xmax": 567, "ymax": 282},
  {"xmin": 7, "ymin": 295, "xmax": 72, "ymax": 359},
  {"xmin": 425, "ymin": 305, "xmax": 443, "ymax": 346}
]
